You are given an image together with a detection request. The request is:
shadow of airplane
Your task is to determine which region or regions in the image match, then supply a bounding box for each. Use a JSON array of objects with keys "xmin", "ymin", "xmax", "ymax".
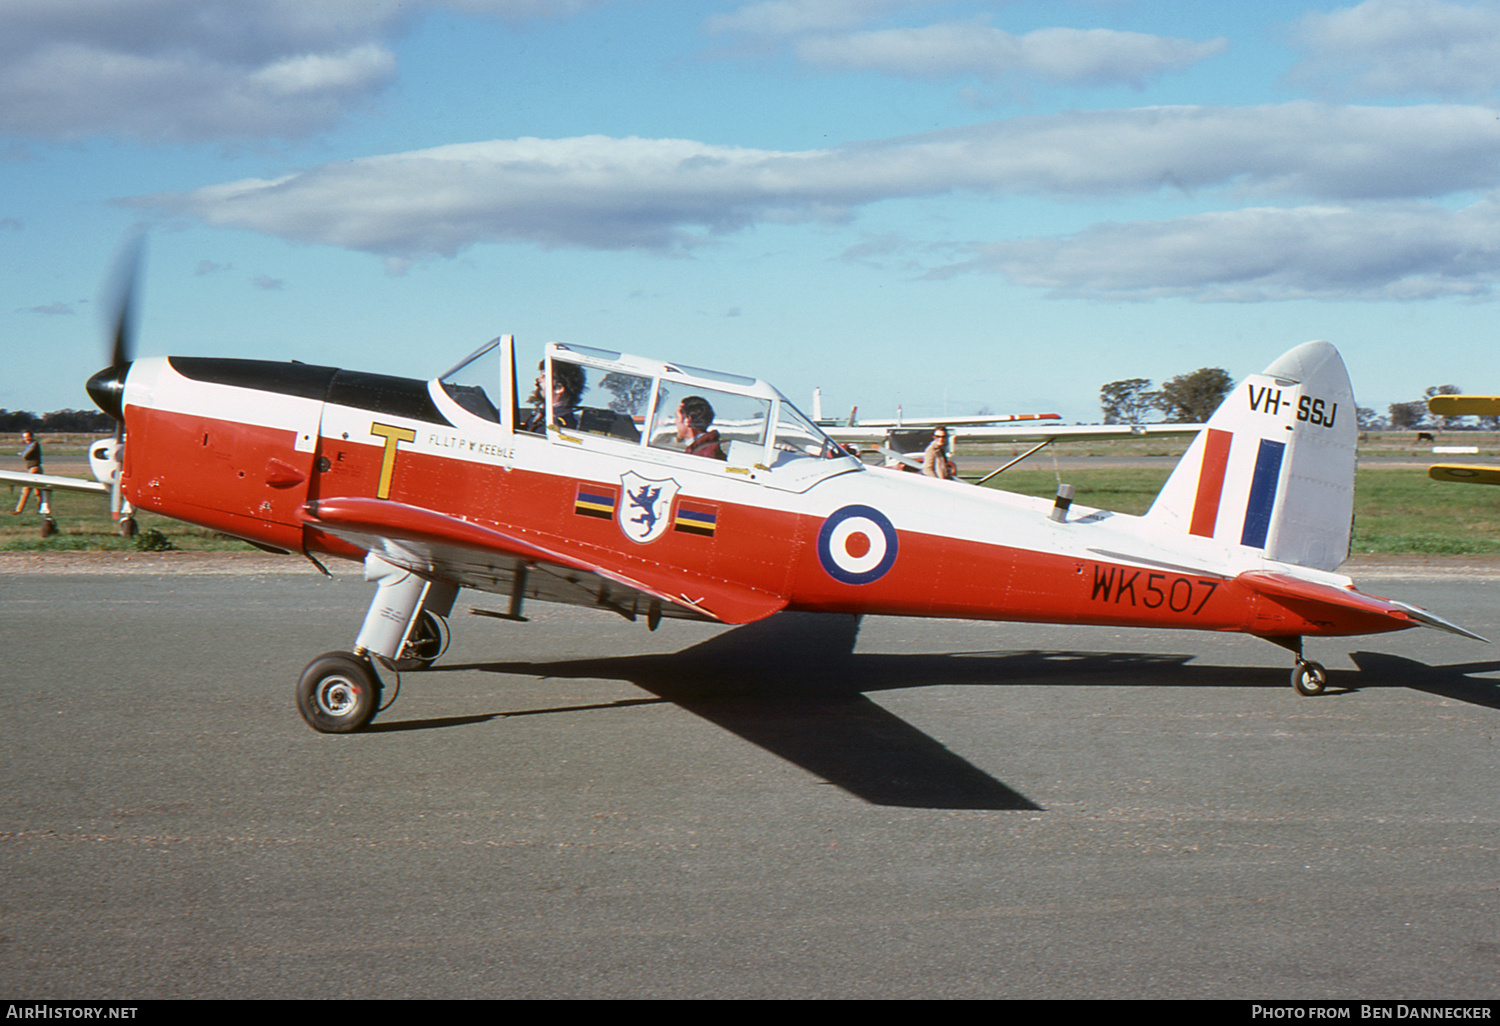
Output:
[
  {"xmin": 1349, "ymin": 651, "xmax": 1500, "ymax": 710},
  {"xmin": 419, "ymin": 612, "xmax": 1047, "ymax": 809},
  {"xmin": 373, "ymin": 613, "xmax": 1500, "ymax": 808}
]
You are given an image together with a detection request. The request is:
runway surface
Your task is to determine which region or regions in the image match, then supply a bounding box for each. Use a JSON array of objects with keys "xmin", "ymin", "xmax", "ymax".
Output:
[{"xmin": 1, "ymin": 559, "xmax": 1497, "ymax": 999}]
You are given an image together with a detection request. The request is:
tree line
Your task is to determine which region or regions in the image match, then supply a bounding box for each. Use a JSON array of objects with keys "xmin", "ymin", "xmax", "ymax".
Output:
[
  {"xmin": 1099, "ymin": 369, "xmax": 1235, "ymax": 424},
  {"xmin": 1384, "ymin": 385, "xmax": 1500, "ymax": 431},
  {"xmin": 0, "ymin": 409, "xmax": 114, "ymax": 432},
  {"xmin": 1100, "ymin": 372, "xmax": 1489, "ymax": 431}
]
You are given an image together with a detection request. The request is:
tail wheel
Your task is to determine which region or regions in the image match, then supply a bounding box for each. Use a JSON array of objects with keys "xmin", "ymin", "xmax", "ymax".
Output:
[
  {"xmin": 1292, "ymin": 660, "xmax": 1328, "ymax": 696},
  {"xmin": 297, "ymin": 652, "xmax": 382, "ymax": 733}
]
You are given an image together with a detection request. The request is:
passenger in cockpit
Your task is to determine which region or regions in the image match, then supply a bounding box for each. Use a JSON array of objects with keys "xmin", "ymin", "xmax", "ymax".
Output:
[
  {"xmin": 676, "ymin": 396, "xmax": 726, "ymax": 460},
  {"xmin": 521, "ymin": 361, "xmax": 585, "ymax": 433}
]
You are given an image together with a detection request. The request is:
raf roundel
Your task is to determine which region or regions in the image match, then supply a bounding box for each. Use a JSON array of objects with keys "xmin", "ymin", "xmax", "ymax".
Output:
[{"xmin": 817, "ymin": 505, "xmax": 898, "ymax": 585}]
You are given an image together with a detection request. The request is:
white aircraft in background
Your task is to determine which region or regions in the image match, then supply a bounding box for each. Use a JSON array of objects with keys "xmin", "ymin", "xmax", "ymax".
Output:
[
  {"xmin": 0, "ymin": 437, "xmax": 138, "ymax": 538},
  {"xmin": 810, "ymin": 388, "xmax": 1203, "ymax": 480}
]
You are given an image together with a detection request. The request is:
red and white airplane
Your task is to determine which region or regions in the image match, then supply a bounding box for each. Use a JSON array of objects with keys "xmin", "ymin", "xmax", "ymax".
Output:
[{"xmin": 25, "ymin": 278, "xmax": 1486, "ymax": 732}]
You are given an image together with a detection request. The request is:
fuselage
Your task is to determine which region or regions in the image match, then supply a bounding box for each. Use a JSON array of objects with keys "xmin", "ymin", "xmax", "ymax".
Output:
[{"xmin": 110, "ymin": 351, "xmax": 1409, "ymax": 641}]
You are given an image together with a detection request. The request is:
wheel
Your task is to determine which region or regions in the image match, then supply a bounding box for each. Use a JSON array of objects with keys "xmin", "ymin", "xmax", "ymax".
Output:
[
  {"xmin": 118, "ymin": 516, "xmax": 138, "ymax": 538},
  {"xmin": 393, "ymin": 610, "xmax": 447, "ymax": 671},
  {"xmin": 297, "ymin": 652, "xmax": 382, "ymax": 733},
  {"xmin": 1291, "ymin": 660, "xmax": 1328, "ymax": 696},
  {"xmin": 39, "ymin": 517, "xmax": 57, "ymax": 538}
]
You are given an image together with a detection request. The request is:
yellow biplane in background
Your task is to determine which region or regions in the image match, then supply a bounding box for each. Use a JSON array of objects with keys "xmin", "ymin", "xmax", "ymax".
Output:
[{"xmin": 1428, "ymin": 395, "xmax": 1500, "ymax": 486}]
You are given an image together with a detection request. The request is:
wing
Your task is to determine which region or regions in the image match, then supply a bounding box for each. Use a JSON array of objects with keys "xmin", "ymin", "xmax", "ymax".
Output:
[
  {"xmin": 0, "ymin": 470, "xmax": 108, "ymax": 494},
  {"xmin": 824, "ymin": 422, "xmax": 1204, "ymax": 445},
  {"xmin": 826, "ymin": 413, "xmax": 1064, "ymax": 429},
  {"xmin": 1427, "ymin": 395, "xmax": 1500, "ymax": 417},
  {"xmin": 301, "ymin": 496, "xmax": 789, "ymax": 626},
  {"xmin": 1429, "ymin": 464, "xmax": 1500, "ymax": 486}
]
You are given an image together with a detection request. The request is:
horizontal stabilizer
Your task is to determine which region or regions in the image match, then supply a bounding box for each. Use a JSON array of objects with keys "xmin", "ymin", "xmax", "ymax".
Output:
[
  {"xmin": 1238, "ymin": 571, "xmax": 1486, "ymax": 641},
  {"xmin": 1384, "ymin": 597, "xmax": 1489, "ymax": 642},
  {"xmin": 302, "ymin": 496, "xmax": 788, "ymax": 625}
]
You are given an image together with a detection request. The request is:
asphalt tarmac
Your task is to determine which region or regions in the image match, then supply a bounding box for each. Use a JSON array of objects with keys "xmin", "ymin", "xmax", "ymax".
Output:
[{"xmin": 1, "ymin": 559, "xmax": 1497, "ymax": 1000}]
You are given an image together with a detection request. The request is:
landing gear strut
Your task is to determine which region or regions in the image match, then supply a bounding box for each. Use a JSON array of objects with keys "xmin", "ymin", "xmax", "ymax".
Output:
[
  {"xmin": 1268, "ymin": 636, "xmax": 1328, "ymax": 696},
  {"xmin": 295, "ymin": 554, "xmax": 458, "ymax": 733},
  {"xmin": 1290, "ymin": 658, "xmax": 1328, "ymax": 696}
]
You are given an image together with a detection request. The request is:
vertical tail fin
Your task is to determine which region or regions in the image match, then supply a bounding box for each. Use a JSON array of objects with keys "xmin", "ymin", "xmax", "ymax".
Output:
[{"xmin": 1145, "ymin": 340, "xmax": 1357, "ymax": 572}]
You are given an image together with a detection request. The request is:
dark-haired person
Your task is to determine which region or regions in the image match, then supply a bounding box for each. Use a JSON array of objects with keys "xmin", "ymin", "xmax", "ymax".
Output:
[
  {"xmin": 11, "ymin": 431, "xmax": 47, "ymax": 514},
  {"xmin": 921, "ymin": 427, "xmax": 956, "ymax": 479},
  {"xmin": 675, "ymin": 396, "xmax": 725, "ymax": 460},
  {"xmin": 521, "ymin": 361, "xmax": 585, "ymax": 433}
]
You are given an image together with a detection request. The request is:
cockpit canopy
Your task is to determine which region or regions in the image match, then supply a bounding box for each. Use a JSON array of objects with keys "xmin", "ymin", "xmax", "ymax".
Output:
[{"xmin": 437, "ymin": 337, "xmax": 858, "ymax": 489}]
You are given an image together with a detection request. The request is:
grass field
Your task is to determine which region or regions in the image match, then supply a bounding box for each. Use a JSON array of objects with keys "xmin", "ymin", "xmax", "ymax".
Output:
[
  {"xmin": 982, "ymin": 466, "xmax": 1500, "ymax": 556},
  {"xmin": 3, "ymin": 432, "xmax": 1499, "ymax": 555}
]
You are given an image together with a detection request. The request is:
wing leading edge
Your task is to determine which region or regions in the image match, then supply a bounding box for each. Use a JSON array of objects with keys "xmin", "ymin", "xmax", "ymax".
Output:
[
  {"xmin": 301, "ymin": 496, "xmax": 789, "ymax": 626},
  {"xmin": 0, "ymin": 470, "xmax": 108, "ymax": 494}
]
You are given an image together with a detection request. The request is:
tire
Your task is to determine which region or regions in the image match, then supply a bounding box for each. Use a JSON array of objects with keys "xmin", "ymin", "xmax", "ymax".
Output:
[
  {"xmin": 297, "ymin": 652, "xmax": 381, "ymax": 733},
  {"xmin": 1292, "ymin": 660, "xmax": 1328, "ymax": 697},
  {"xmin": 119, "ymin": 516, "xmax": 138, "ymax": 538},
  {"xmin": 394, "ymin": 610, "xmax": 446, "ymax": 671}
]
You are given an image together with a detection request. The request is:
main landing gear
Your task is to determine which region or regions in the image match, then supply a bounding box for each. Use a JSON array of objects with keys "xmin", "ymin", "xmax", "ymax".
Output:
[
  {"xmin": 1267, "ymin": 636, "xmax": 1328, "ymax": 696},
  {"xmin": 295, "ymin": 554, "xmax": 457, "ymax": 733}
]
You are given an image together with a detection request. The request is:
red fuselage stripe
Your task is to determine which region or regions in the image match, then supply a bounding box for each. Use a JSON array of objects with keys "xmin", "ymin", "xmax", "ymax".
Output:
[{"xmin": 1189, "ymin": 428, "xmax": 1233, "ymax": 538}]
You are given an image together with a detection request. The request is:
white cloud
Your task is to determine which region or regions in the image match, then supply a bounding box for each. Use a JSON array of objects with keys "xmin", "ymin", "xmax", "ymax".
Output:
[
  {"xmin": 705, "ymin": 3, "xmax": 1225, "ymax": 89},
  {"xmin": 125, "ymin": 103, "xmax": 1500, "ymax": 300},
  {"xmin": 1290, "ymin": 0, "xmax": 1500, "ymax": 98},
  {"xmin": 933, "ymin": 201, "xmax": 1500, "ymax": 301},
  {"xmin": 705, "ymin": 0, "xmax": 931, "ymax": 37},
  {"xmin": 0, "ymin": 0, "xmax": 606, "ymax": 143},
  {"xmin": 795, "ymin": 22, "xmax": 1227, "ymax": 87}
]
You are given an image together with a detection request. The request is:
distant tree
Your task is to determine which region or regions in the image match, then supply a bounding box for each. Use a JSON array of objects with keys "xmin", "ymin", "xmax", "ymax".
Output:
[
  {"xmin": 1099, "ymin": 378, "xmax": 1157, "ymax": 425},
  {"xmin": 1356, "ymin": 407, "xmax": 1383, "ymax": 431},
  {"xmin": 1424, "ymin": 384, "xmax": 1464, "ymax": 429},
  {"xmin": 1388, "ymin": 402, "xmax": 1425, "ymax": 431},
  {"xmin": 599, "ymin": 372, "xmax": 651, "ymax": 415},
  {"xmin": 0, "ymin": 409, "xmax": 111, "ymax": 432},
  {"xmin": 1153, "ymin": 368, "xmax": 1233, "ymax": 423},
  {"xmin": 0, "ymin": 410, "xmax": 40, "ymax": 432},
  {"xmin": 40, "ymin": 409, "xmax": 112, "ymax": 432}
]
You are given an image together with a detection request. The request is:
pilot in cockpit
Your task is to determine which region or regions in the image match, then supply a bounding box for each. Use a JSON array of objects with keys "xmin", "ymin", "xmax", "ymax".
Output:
[
  {"xmin": 521, "ymin": 360, "xmax": 585, "ymax": 433},
  {"xmin": 675, "ymin": 395, "xmax": 727, "ymax": 460}
]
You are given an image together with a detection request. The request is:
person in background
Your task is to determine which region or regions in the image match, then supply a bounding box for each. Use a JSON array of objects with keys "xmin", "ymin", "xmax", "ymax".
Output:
[
  {"xmin": 921, "ymin": 427, "xmax": 956, "ymax": 479},
  {"xmin": 11, "ymin": 431, "xmax": 46, "ymax": 514}
]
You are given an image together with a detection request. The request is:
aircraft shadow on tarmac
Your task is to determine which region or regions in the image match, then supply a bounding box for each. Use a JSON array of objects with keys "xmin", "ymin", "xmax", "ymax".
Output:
[
  {"xmin": 1349, "ymin": 651, "xmax": 1500, "ymax": 711},
  {"xmin": 381, "ymin": 612, "xmax": 1500, "ymax": 810}
]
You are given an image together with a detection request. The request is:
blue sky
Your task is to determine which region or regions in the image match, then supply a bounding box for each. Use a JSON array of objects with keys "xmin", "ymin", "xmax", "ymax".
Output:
[{"xmin": 4, "ymin": 0, "xmax": 1500, "ymax": 424}]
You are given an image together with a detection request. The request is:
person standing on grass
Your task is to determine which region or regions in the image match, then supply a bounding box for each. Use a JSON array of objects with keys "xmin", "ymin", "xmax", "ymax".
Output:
[{"xmin": 11, "ymin": 431, "xmax": 48, "ymax": 514}]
